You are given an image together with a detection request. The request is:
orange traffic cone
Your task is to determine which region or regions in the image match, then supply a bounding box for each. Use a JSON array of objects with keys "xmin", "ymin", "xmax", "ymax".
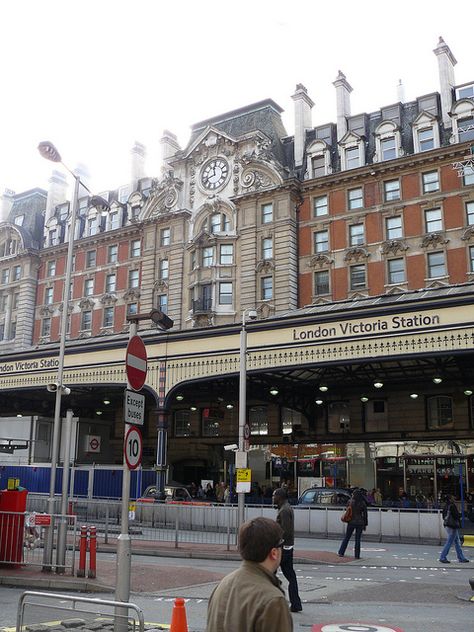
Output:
[{"xmin": 170, "ymin": 597, "xmax": 188, "ymax": 632}]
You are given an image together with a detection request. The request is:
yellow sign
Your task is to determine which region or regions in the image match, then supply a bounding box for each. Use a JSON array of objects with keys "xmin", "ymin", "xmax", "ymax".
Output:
[
  {"xmin": 7, "ymin": 478, "xmax": 19, "ymax": 490},
  {"xmin": 236, "ymin": 468, "xmax": 251, "ymax": 483}
]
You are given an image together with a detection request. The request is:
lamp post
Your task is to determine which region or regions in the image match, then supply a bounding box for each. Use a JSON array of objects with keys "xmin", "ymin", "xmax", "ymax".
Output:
[
  {"xmin": 38, "ymin": 142, "xmax": 109, "ymax": 570},
  {"xmin": 237, "ymin": 309, "xmax": 257, "ymax": 531}
]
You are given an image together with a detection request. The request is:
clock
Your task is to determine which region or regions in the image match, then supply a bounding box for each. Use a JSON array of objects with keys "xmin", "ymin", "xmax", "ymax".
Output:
[{"xmin": 201, "ymin": 158, "xmax": 229, "ymax": 190}]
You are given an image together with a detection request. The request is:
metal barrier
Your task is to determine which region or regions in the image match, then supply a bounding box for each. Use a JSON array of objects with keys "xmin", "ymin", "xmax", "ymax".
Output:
[
  {"xmin": 0, "ymin": 510, "xmax": 77, "ymax": 572},
  {"xmin": 17, "ymin": 591, "xmax": 144, "ymax": 632}
]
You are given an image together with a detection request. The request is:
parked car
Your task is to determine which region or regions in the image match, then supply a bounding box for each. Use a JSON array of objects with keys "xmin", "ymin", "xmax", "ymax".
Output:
[
  {"xmin": 297, "ymin": 487, "xmax": 351, "ymax": 506},
  {"xmin": 138, "ymin": 484, "xmax": 193, "ymax": 502}
]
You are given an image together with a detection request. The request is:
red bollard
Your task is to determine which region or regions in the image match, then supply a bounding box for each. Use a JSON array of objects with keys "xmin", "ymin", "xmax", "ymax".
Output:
[
  {"xmin": 77, "ymin": 525, "xmax": 88, "ymax": 577},
  {"xmin": 88, "ymin": 525, "xmax": 97, "ymax": 579}
]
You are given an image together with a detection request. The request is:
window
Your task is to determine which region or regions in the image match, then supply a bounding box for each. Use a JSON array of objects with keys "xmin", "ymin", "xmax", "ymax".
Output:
[
  {"xmin": 464, "ymin": 165, "xmax": 474, "ymax": 186},
  {"xmin": 87, "ymin": 217, "xmax": 98, "ymax": 236},
  {"xmin": 103, "ymin": 306, "xmax": 114, "ymax": 327},
  {"xmin": 0, "ymin": 238, "xmax": 17, "ymax": 257},
  {"xmin": 427, "ymin": 251, "xmax": 446, "ymax": 278},
  {"xmin": 84, "ymin": 278, "xmax": 94, "ymax": 296},
  {"xmin": 129, "ymin": 269, "xmax": 139, "ymax": 288},
  {"xmin": 466, "ymin": 202, "xmax": 474, "ymax": 225},
  {"xmin": 314, "ymin": 230, "xmax": 329, "ymax": 253},
  {"xmin": 469, "ymin": 246, "xmax": 474, "ymax": 272},
  {"xmin": 109, "ymin": 212, "xmax": 120, "ymax": 231},
  {"xmin": 348, "ymin": 188, "xmax": 363, "ymax": 210},
  {"xmin": 210, "ymin": 213, "xmax": 230, "ymax": 233},
  {"xmin": 14, "ymin": 215, "xmax": 24, "ymax": 226},
  {"xmin": 127, "ymin": 302, "xmax": 138, "ymax": 316},
  {"xmin": 384, "ymin": 180, "xmax": 400, "ymax": 202},
  {"xmin": 0, "ymin": 294, "xmax": 6, "ymax": 312},
  {"xmin": 105, "ymin": 273, "xmax": 116, "ymax": 293},
  {"xmin": 456, "ymin": 84, "xmax": 474, "ymax": 100},
  {"xmin": 350, "ymin": 264, "xmax": 366, "ymax": 290},
  {"xmin": 48, "ymin": 229, "xmax": 58, "ymax": 247},
  {"xmin": 46, "ymin": 260, "xmax": 56, "ymax": 277},
  {"xmin": 131, "ymin": 240, "xmax": 141, "ymax": 258},
  {"xmin": 86, "ymin": 250, "xmax": 96, "ymax": 268},
  {"xmin": 381, "ymin": 137, "xmax": 396, "ymax": 161},
  {"xmin": 249, "ymin": 406, "xmax": 268, "ymax": 436},
  {"xmin": 44, "ymin": 287, "xmax": 53, "ymax": 305},
  {"xmin": 349, "ymin": 224, "xmax": 364, "ymax": 246},
  {"xmin": 202, "ymin": 247, "xmax": 214, "ymax": 267},
  {"xmin": 313, "ymin": 195, "xmax": 328, "ymax": 217},
  {"xmin": 174, "ymin": 410, "xmax": 191, "ymax": 437},
  {"xmin": 12, "ymin": 293, "xmax": 19, "ymax": 310},
  {"xmin": 261, "ymin": 203, "xmax": 273, "ymax": 224},
  {"xmin": 218, "ymin": 282, "xmax": 232, "ymax": 305},
  {"xmin": 107, "ymin": 245, "xmax": 118, "ymax": 263},
  {"xmin": 385, "ymin": 216, "xmax": 402, "ymax": 239},
  {"xmin": 458, "ymin": 116, "xmax": 474, "ymax": 143},
  {"xmin": 427, "ymin": 396, "xmax": 453, "ymax": 429},
  {"xmin": 1, "ymin": 269, "xmax": 9, "ymax": 284},
  {"xmin": 425, "ymin": 208, "xmax": 442, "ymax": 233},
  {"xmin": 345, "ymin": 146, "xmax": 360, "ymax": 169},
  {"xmin": 160, "ymin": 259, "xmax": 169, "ymax": 279},
  {"xmin": 261, "ymin": 276, "xmax": 273, "ymax": 300},
  {"xmin": 160, "ymin": 228, "xmax": 170, "ymax": 246},
  {"xmin": 69, "ymin": 282, "xmax": 73, "ymax": 300},
  {"xmin": 418, "ymin": 128, "xmax": 435, "ymax": 152},
  {"xmin": 311, "ymin": 155, "xmax": 326, "ymax": 178},
  {"xmin": 422, "ymin": 171, "xmax": 439, "ymax": 193},
  {"xmin": 118, "ymin": 185, "xmax": 131, "ymax": 203},
  {"xmin": 41, "ymin": 318, "xmax": 51, "ymax": 337},
  {"xmin": 81, "ymin": 310, "xmax": 92, "ymax": 330},
  {"xmin": 12, "ymin": 265, "xmax": 21, "ymax": 281},
  {"xmin": 262, "ymin": 238, "xmax": 273, "ymax": 260},
  {"xmin": 158, "ymin": 294, "xmax": 168, "ymax": 313},
  {"xmin": 202, "ymin": 407, "xmax": 221, "ymax": 437},
  {"xmin": 282, "ymin": 407, "xmax": 301, "ymax": 435},
  {"xmin": 314, "ymin": 270, "xmax": 330, "ymax": 296},
  {"xmin": 219, "ymin": 244, "xmax": 233, "ymax": 265},
  {"xmin": 387, "ymin": 258, "xmax": 406, "ymax": 284}
]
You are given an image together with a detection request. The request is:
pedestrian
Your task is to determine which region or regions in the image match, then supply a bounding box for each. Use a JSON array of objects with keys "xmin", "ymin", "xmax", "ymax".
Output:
[
  {"xmin": 216, "ymin": 481, "xmax": 225, "ymax": 503},
  {"xmin": 272, "ymin": 487, "xmax": 303, "ymax": 613},
  {"xmin": 224, "ymin": 484, "xmax": 230, "ymax": 504},
  {"xmin": 374, "ymin": 488, "xmax": 383, "ymax": 506},
  {"xmin": 439, "ymin": 494, "xmax": 470, "ymax": 564},
  {"xmin": 206, "ymin": 517, "xmax": 293, "ymax": 632},
  {"xmin": 338, "ymin": 488, "xmax": 368, "ymax": 559},
  {"xmin": 366, "ymin": 489, "xmax": 375, "ymax": 505}
]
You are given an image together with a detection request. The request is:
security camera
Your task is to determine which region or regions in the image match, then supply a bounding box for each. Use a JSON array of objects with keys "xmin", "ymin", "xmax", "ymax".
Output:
[
  {"xmin": 247, "ymin": 310, "xmax": 258, "ymax": 321},
  {"xmin": 224, "ymin": 443, "xmax": 238, "ymax": 451},
  {"xmin": 46, "ymin": 382, "xmax": 59, "ymax": 393}
]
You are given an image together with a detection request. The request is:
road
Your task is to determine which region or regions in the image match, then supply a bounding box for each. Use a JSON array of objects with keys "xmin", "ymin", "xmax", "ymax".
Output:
[{"xmin": 0, "ymin": 541, "xmax": 472, "ymax": 631}]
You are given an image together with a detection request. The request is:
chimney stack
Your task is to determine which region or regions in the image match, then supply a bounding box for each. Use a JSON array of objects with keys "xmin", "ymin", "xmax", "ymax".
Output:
[
  {"xmin": 0, "ymin": 189, "xmax": 15, "ymax": 222},
  {"xmin": 433, "ymin": 36, "xmax": 457, "ymax": 128},
  {"xmin": 74, "ymin": 163, "xmax": 91, "ymax": 199},
  {"xmin": 131, "ymin": 141, "xmax": 146, "ymax": 188},
  {"xmin": 333, "ymin": 70, "xmax": 353, "ymax": 141},
  {"xmin": 291, "ymin": 83, "xmax": 314, "ymax": 168},
  {"xmin": 45, "ymin": 170, "xmax": 68, "ymax": 221},
  {"xmin": 160, "ymin": 130, "xmax": 181, "ymax": 173},
  {"xmin": 397, "ymin": 79, "xmax": 405, "ymax": 104}
]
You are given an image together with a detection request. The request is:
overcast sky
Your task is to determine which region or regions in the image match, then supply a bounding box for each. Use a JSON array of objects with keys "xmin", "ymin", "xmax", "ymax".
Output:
[{"xmin": 1, "ymin": 1, "xmax": 473, "ymax": 197}]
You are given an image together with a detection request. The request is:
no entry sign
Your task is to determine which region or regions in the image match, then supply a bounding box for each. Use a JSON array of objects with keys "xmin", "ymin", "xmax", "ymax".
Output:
[
  {"xmin": 126, "ymin": 335, "xmax": 148, "ymax": 391},
  {"xmin": 312, "ymin": 625, "xmax": 404, "ymax": 632},
  {"xmin": 124, "ymin": 426, "xmax": 142, "ymax": 470}
]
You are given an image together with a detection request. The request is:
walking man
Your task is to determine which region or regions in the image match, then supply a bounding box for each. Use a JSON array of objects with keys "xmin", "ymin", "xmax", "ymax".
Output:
[
  {"xmin": 273, "ymin": 487, "xmax": 303, "ymax": 613},
  {"xmin": 206, "ymin": 517, "xmax": 293, "ymax": 632}
]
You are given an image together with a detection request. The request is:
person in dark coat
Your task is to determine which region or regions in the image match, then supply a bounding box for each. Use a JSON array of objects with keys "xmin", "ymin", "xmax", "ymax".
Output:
[
  {"xmin": 337, "ymin": 488, "xmax": 368, "ymax": 559},
  {"xmin": 273, "ymin": 487, "xmax": 303, "ymax": 613},
  {"xmin": 439, "ymin": 494, "xmax": 470, "ymax": 563}
]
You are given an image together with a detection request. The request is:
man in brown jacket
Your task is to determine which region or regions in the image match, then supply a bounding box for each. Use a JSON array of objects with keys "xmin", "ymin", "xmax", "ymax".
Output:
[{"xmin": 206, "ymin": 517, "xmax": 293, "ymax": 632}]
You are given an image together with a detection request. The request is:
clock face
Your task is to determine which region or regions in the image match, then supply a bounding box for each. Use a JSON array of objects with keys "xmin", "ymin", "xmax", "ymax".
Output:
[{"xmin": 201, "ymin": 158, "xmax": 229, "ymax": 190}]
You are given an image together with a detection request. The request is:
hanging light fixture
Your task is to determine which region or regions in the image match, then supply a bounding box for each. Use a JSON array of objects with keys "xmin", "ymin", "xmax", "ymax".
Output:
[
  {"xmin": 190, "ymin": 405, "xmax": 197, "ymax": 411},
  {"xmin": 226, "ymin": 403, "xmax": 234, "ymax": 409},
  {"xmin": 176, "ymin": 394, "xmax": 184, "ymax": 401},
  {"xmin": 319, "ymin": 384, "xmax": 328, "ymax": 392},
  {"xmin": 464, "ymin": 389, "xmax": 473, "ymax": 396},
  {"xmin": 410, "ymin": 393, "xmax": 419, "ymax": 399},
  {"xmin": 360, "ymin": 395, "xmax": 369, "ymax": 403},
  {"xmin": 432, "ymin": 376, "xmax": 443, "ymax": 384},
  {"xmin": 315, "ymin": 398, "xmax": 324, "ymax": 405},
  {"xmin": 373, "ymin": 381, "xmax": 383, "ymax": 389},
  {"xmin": 269, "ymin": 387, "xmax": 279, "ymax": 396}
]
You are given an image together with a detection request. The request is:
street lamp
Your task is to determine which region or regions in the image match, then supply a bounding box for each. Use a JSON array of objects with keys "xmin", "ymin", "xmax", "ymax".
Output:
[
  {"xmin": 237, "ymin": 308, "xmax": 257, "ymax": 531},
  {"xmin": 38, "ymin": 141, "xmax": 109, "ymax": 571}
]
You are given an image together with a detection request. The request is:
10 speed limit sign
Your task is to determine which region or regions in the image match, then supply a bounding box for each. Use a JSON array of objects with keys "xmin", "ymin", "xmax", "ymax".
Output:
[{"xmin": 124, "ymin": 426, "xmax": 142, "ymax": 470}]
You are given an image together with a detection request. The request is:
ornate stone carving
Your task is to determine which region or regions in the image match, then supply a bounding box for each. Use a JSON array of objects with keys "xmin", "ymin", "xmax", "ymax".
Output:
[
  {"xmin": 257, "ymin": 302, "xmax": 274, "ymax": 320},
  {"xmin": 39, "ymin": 306, "xmax": 54, "ymax": 316},
  {"xmin": 344, "ymin": 247, "xmax": 370, "ymax": 262},
  {"xmin": 256, "ymin": 259, "xmax": 275, "ymax": 273},
  {"xmin": 189, "ymin": 164, "xmax": 196, "ymax": 208},
  {"xmin": 192, "ymin": 313, "xmax": 214, "ymax": 328},
  {"xmin": 153, "ymin": 280, "xmax": 168, "ymax": 292},
  {"xmin": 145, "ymin": 171, "xmax": 183, "ymax": 217},
  {"xmin": 461, "ymin": 226, "xmax": 474, "ymax": 241},
  {"xmin": 308, "ymin": 254, "xmax": 333, "ymax": 268},
  {"xmin": 381, "ymin": 239, "xmax": 409, "ymax": 255},
  {"xmin": 79, "ymin": 298, "xmax": 95, "ymax": 310},
  {"xmin": 420, "ymin": 233, "xmax": 449, "ymax": 249},
  {"xmin": 123, "ymin": 288, "xmax": 141, "ymax": 301},
  {"xmin": 100, "ymin": 293, "xmax": 118, "ymax": 305},
  {"xmin": 240, "ymin": 168, "xmax": 274, "ymax": 191}
]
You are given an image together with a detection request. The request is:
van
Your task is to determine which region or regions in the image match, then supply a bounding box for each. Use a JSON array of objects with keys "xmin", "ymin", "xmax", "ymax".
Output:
[{"xmin": 297, "ymin": 487, "xmax": 351, "ymax": 506}]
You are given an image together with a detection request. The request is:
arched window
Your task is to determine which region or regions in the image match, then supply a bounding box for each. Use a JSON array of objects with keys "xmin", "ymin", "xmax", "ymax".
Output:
[
  {"xmin": 339, "ymin": 131, "xmax": 365, "ymax": 170},
  {"xmin": 374, "ymin": 121, "xmax": 402, "ymax": 163},
  {"xmin": 412, "ymin": 112, "xmax": 440, "ymax": 153},
  {"xmin": 451, "ymin": 100, "xmax": 474, "ymax": 144},
  {"xmin": 305, "ymin": 140, "xmax": 331, "ymax": 179},
  {"xmin": 427, "ymin": 396, "xmax": 453, "ymax": 429}
]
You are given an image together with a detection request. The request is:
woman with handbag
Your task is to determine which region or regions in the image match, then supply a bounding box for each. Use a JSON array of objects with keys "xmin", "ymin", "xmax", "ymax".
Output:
[
  {"xmin": 337, "ymin": 488, "xmax": 368, "ymax": 559},
  {"xmin": 439, "ymin": 494, "xmax": 470, "ymax": 563}
]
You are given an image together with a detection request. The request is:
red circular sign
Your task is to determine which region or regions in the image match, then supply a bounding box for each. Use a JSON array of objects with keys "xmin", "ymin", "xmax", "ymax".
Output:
[
  {"xmin": 124, "ymin": 426, "xmax": 142, "ymax": 470},
  {"xmin": 312, "ymin": 625, "xmax": 404, "ymax": 632},
  {"xmin": 126, "ymin": 335, "xmax": 148, "ymax": 391}
]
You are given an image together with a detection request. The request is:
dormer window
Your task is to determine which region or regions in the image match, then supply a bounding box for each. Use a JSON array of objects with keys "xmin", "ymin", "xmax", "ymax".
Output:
[
  {"xmin": 87, "ymin": 217, "xmax": 98, "ymax": 236},
  {"xmin": 118, "ymin": 185, "xmax": 131, "ymax": 204},
  {"xmin": 14, "ymin": 215, "xmax": 24, "ymax": 226},
  {"xmin": 451, "ymin": 101, "xmax": 474, "ymax": 143},
  {"xmin": 417, "ymin": 128, "xmax": 434, "ymax": 152},
  {"xmin": 374, "ymin": 121, "xmax": 401, "ymax": 163},
  {"xmin": 412, "ymin": 112, "xmax": 440, "ymax": 154},
  {"xmin": 345, "ymin": 146, "xmax": 360, "ymax": 169},
  {"xmin": 381, "ymin": 137, "xmax": 396, "ymax": 161},
  {"xmin": 109, "ymin": 211, "xmax": 120, "ymax": 231},
  {"xmin": 305, "ymin": 140, "xmax": 331, "ymax": 179},
  {"xmin": 339, "ymin": 131, "xmax": 365, "ymax": 171},
  {"xmin": 48, "ymin": 229, "xmax": 58, "ymax": 247},
  {"xmin": 456, "ymin": 83, "xmax": 474, "ymax": 101}
]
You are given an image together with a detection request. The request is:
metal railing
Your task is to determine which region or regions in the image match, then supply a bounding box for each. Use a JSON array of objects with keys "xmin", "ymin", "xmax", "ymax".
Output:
[
  {"xmin": 0, "ymin": 510, "xmax": 77, "ymax": 572},
  {"xmin": 17, "ymin": 591, "xmax": 144, "ymax": 632}
]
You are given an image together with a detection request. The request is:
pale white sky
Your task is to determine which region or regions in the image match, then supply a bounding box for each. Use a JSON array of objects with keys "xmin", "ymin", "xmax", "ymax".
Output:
[{"xmin": 1, "ymin": 0, "xmax": 473, "ymax": 197}]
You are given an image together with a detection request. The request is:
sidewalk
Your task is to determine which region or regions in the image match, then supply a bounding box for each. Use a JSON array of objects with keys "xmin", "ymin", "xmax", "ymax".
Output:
[{"xmin": 0, "ymin": 537, "xmax": 467, "ymax": 594}]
